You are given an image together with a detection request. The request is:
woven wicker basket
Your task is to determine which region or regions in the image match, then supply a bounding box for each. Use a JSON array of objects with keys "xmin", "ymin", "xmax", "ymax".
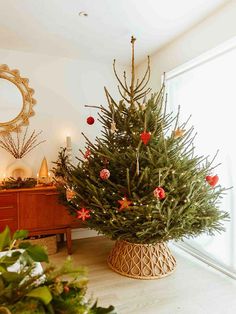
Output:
[
  {"xmin": 107, "ymin": 240, "xmax": 176, "ymax": 280},
  {"xmin": 20, "ymin": 235, "xmax": 57, "ymax": 255},
  {"xmin": 0, "ymin": 307, "xmax": 11, "ymax": 314}
]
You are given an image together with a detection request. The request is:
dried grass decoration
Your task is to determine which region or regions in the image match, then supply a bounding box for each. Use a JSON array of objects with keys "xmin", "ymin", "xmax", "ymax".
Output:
[
  {"xmin": 0, "ymin": 127, "xmax": 45, "ymax": 159},
  {"xmin": 0, "ymin": 128, "xmax": 45, "ymax": 179}
]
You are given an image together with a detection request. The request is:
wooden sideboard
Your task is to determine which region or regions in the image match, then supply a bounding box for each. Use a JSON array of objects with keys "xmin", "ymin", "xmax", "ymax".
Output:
[{"xmin": 0, "ymin": 186, "xmax": 81, "ymax": 254}]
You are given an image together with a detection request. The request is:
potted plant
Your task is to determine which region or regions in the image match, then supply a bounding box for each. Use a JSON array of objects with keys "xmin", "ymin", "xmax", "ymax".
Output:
[{"xmin": 0, "ymin": 226, "xmax": 115, "ymax": 313}]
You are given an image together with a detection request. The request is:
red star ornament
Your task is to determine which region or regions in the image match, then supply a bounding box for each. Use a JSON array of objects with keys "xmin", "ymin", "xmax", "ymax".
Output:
[
  {"xmin": 77, "ymin": 208, "xmax": 90, "ymax": 221},
  {"xmin": 118, "ymin": 197, "xmax": 132, "ymax": 211},
  {"xmin": 206, "ymin": 175, "xmax": 219, "ymax": 187},
  {"xmin": 140, "ymin": 131, "xmax": 151, "ymax": 145}
]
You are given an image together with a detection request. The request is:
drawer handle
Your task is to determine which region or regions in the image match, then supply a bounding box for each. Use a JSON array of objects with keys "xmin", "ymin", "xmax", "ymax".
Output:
[
  {"xmin": 0, "ymin": 218, "xmax": 14, "ymax": 222},
  {"xmin": 0, "ymin": 206, "xmax": 14, "ymax": 210}
]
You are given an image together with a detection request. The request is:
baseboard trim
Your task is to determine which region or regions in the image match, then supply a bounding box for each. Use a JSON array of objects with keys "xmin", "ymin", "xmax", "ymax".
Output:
[{"xmin": 72, "ymin": 228, "xmax": 99, "ymax": 240}]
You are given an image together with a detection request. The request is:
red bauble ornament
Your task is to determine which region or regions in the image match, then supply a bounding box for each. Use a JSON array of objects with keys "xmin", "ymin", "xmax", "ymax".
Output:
[
  {"xmin": 153, "ymin": 187, "xmax": 166, "ymax": 200},
  {"xmin": 77, "ymin": 208, "xmax": 90, "ymax": 221},
  {"xmin": 64, "ymin": 285, "xmax": 70, "ymax": 293},
  {"xmin": 140, "ymin": 131, "xmax": 151, "ymax": 145},
  {"xmin": 87, "ymin": 116, "xmax": 95, "ymax": 125},
  {"xmin": 206, "ymin": 175, "xmax": 219, "ymax": 187},
  {"xmin": 100, "ymin": 168, "xmax": 110, "ymax": 180}
]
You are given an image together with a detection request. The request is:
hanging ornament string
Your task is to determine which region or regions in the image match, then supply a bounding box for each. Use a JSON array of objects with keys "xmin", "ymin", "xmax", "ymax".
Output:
[
  {"xmin": 144, "ymin": 110, "xmax": 147, "ymax": 131},
  {"xmin": 141, "ymin": 93, "xmax": 147, "ymax": 111},
  {"xmin": 110, "ymin": 110, "xmax": 117, "ymax": 133},
  {"xmin": 136, "ymin": 150, "xmax": 140, "ymax": 175}
]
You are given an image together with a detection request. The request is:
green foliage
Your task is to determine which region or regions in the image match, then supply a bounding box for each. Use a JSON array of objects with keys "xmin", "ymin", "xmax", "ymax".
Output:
[
  {"xmin": 53, "ymin": 38, "xmax": 229, "ymax": 244},
  {"xmin": 0, "ymin": 226, "xmax": 11, "ymax": 251},
  {"xmin": 26, "ymin": 286, "xmax": 52, "ymax": 305},
  {"xmin": 0, "ymin": 177, "xmax": 37, "ymax": 190},
  {"xmin": 13, "ymin": 230, "xmax": 29, "ymax": 240},
  {"xmin": 20, "ymin": 243, "xmax": 49, "ymax": 262},
  {"xmin": 0, "ymin": 227, "xmax": 116, "ymax": 314}
]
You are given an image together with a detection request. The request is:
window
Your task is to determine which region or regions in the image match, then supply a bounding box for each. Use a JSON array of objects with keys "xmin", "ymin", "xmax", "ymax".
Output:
[{"xmin": 166, "ymin": 37, "xmax": 236, "ymax": 277}]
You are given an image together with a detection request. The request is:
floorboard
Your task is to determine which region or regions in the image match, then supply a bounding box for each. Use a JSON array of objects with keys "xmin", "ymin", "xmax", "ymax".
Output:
[{"xmin": 50, "ymin": 237, "xmax": 236, "ymax": 314}]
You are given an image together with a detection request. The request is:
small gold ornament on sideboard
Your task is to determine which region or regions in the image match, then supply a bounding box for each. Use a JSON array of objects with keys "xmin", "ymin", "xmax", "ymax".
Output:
[{"xmin": 37, "ymin": 156, "xmax": 52, "ymax": 185}]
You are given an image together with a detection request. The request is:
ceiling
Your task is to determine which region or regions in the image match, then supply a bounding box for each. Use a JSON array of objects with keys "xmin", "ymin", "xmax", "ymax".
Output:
[{"xmin": 0, "ymin": 0, "xmax": 230, "ymax": 65}]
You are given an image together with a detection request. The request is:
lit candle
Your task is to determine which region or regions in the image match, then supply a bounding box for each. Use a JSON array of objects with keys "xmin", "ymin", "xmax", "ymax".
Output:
[
  {"xmin": 36, "ymin": 173, "xmax": 39, "ymax": 184},
  {"xmin": 66, "ymin": 136, "xmax": 72, "ymax": 149}
]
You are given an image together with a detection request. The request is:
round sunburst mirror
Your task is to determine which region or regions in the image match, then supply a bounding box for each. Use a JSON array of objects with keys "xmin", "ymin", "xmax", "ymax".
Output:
[{"xmin": 0, "ymin": 64, "xmax": 36, "ymax": 134}]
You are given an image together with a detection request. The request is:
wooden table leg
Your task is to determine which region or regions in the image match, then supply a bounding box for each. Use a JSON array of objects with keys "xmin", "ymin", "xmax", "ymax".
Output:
[
  {"xmin": 59, "ymin": 233, "xmax": 64, "ymax": 243},
  {"xmin": 66, "ymin": 228, "xmax": 72, "ymax": 255}
]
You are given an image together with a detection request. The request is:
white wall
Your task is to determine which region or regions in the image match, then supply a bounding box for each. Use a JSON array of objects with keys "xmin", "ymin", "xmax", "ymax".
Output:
[
  {"xmin": 137, "ymin": 0, "xmax": 236, "ymax": 90},
  {"xmin": 0, "ymin": 49, "xmax": 122, "ymax": 177}
]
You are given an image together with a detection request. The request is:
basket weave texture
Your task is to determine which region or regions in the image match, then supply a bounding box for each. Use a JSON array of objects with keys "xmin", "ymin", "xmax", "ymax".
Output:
[
  {"xmin": 20, "ymin": 235, "xmax": 57, "ymax": 255},
  {"xmin": 107, "ymin": 240, "xmax": 176, "ymax": 279}
]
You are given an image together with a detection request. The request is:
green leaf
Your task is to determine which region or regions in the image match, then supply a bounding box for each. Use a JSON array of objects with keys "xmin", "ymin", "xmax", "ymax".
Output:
[
  {"xmin": 0, "ymin": 265, "xmax": 6, "ymax": 273},
  {"xmin": 0, "ymin": 276, "xmax": 5, "ymax": 290},
  {"xmin": 13, "ymin": 230, "xmax": 28, "ymax": 240},
  {"xmin": 19, "ymin": 241, "xmax": 31, "ymax": 249},
  {"xmin": 26, "ymin": 245, "xmax": 49, "ymax": 262},
  {"xmin": 0, "ymin": 226, "xmax": 11, "ymax": 251},
  {"xmin": 2, "ymin": 271, "xmax": 19, "ymax": 282},
  {"xmin": 90, "ymin": 301, "xmax": 116, "ymax": 314},
  {"xmin": 0, "ymin": 251, "xmax": 21, "ymax": 266},
  {"xmin": 26, "ymin": 286, "xmax": 52, "ymax": 305}
]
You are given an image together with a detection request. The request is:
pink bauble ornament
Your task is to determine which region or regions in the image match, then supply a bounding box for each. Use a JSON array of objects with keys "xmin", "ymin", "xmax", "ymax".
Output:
[
  {"xmin": 100, "ymin": 168, "xmax": 110, "ymax": 180},
  {"xmin": 153, "ymin": 187, "xmax": 165, "ymax": 200}
]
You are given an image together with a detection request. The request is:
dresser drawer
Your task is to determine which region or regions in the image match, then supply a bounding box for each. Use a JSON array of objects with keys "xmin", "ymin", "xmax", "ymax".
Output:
[
  {"xmin": 0, "ymin": 193, "xmax": 18, "ymax": 209},
  {"xmin": 0, "ymin": 193, "xmax": 17, "ymax": 225},
  {"xmin": 0, "ymin": 219, "xmax": 18, "ymax": 232}
]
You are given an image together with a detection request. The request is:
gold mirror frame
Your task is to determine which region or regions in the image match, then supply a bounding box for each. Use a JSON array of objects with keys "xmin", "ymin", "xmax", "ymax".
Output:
[{"xmin": 0, "ymin": 64, "xmax": 36, "ymax": 134}]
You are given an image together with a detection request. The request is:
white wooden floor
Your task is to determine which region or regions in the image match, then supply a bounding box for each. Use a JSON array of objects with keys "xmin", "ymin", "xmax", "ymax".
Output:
[{"xmin": 50, "ymin": 237, "xmax": 236, "ymax": 314}]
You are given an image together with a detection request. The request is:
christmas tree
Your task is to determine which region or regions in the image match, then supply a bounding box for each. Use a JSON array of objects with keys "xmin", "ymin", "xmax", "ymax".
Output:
[{"xmin": 54, "ymin": 37, "xmax": 228, "ymax": 247}]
